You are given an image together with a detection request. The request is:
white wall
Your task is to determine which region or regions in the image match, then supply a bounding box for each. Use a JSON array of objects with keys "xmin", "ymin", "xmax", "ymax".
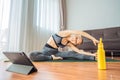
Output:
[{"xmin": 66, "ymin": 0, "xmax": 120, "ymax": 30}]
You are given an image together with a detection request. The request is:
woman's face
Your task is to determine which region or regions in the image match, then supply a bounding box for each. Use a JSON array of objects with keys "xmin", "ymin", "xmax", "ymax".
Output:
[{"xmin": 68, "ymin": 35, "xmax": 83, "ymax": 45}]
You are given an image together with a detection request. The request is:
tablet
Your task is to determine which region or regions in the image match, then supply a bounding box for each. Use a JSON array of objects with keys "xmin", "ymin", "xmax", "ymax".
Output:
[{"xmin": 3, "ymin": 51, "xmax": 37, "ymax": 75}]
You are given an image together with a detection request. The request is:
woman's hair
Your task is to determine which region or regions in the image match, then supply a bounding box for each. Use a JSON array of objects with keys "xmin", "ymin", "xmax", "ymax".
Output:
[
  {"xmin": 77, "ymin": 35, "xmax": 83, "ymax": 45},
  {"xmin": 70, "ymin": 34, "xmax": 84, "ymax": 45},
  {"xmin": 80, "ymin": 37, "xmax": 83, "ymax": 44}
]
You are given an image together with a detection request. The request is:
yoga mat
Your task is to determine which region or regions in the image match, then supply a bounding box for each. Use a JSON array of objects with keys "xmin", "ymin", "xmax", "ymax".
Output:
[{"xmin": 45, "ymin": 58, "xmax": 120, "ymax": 62}]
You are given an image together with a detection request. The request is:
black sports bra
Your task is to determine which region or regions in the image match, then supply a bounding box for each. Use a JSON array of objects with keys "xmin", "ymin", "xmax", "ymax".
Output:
[{"xmin": 52, "ymin": 34, "xmax": 69, "ymax": 48}]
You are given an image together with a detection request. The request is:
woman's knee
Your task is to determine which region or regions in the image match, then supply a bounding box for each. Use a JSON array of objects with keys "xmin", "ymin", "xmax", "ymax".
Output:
[
  {"xmin": 29, "ymin": 51, "xmax": 42, "ymax": 61},
  {"xmin": 29, "ymin": 51, "xmax": 52, "ymax": 61}
]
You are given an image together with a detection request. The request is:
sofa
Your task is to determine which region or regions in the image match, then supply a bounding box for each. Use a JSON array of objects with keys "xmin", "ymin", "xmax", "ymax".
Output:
[{"xmin": 77, "ymin": 27, "xmax": 120, "ymax": 56}]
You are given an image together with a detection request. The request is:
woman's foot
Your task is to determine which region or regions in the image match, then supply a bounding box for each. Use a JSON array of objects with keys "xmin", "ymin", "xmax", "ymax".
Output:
[{"xmin": 51, "ymin": 55, "xmax": 63, "ymax": 60}]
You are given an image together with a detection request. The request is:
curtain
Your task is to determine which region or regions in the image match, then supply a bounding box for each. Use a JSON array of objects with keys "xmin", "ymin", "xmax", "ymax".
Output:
[
  {"xmin": 59, "ymin": 0, "xmax": 68, "ymax": 51},
  {"xmin": 0, "ymin": 0, "xmax": 11, "ymax": 60},
  {"xmin": 8, "ymin": 0, "xmax": 23, "ymax": 51},
  {"xmin": 9, "ymin": 0, "xmax": 61, "ymax": 53},
  {"xmin": 0, "ymin": 0, "xmax": 65, "ymax": 58},
  {"xmin": 0, "ymin": 0, "xmax": 65, "ymax": 60},
  {"xmin": 59, "ymin": 0, "xmax": 67, "ymax": 31}
]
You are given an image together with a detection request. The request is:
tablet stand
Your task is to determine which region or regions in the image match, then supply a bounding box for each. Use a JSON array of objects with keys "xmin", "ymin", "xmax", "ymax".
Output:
[{"xmin": 7, "ymin": 64, "xmax": 37, "ymax": 75}]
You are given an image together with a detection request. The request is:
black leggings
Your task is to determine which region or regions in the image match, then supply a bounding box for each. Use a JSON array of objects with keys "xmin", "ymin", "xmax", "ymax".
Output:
[{"xmin": 29, "ymin": 45, "xmax": 95, "ymax": 61}]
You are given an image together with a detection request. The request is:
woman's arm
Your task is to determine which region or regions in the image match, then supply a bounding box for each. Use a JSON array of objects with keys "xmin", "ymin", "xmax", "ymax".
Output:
[
  {"xmin": 58, "ymin": 30, "xmax": 99, "ymax": 46},
  {"xmin": 61, "ymin": 30, "xmax": 99, "ymax": 46},
  {"xmin": 67, "ymin": 43, "xmax": 96, "ymax": 56},
  {"xmin": 79, "ymin": 31, "xmax": 99, "ymax": 46}
]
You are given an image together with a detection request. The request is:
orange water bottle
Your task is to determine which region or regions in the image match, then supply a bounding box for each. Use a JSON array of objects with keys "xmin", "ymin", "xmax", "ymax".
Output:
[{"xmin": 97, "ymin": 38, "xmax": 106, "ymax": 70}]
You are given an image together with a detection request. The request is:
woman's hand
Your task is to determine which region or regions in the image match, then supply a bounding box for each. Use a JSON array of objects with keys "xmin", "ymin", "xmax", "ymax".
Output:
[{"xmin": 92, "ymin": 39, "xmax": 99, "ymax": 46}]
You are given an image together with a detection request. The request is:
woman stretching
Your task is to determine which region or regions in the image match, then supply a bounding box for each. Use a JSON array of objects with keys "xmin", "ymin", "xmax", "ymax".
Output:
[{"xmin": 29, "ymin": 30, "xmax": 99, "ymax": 61}]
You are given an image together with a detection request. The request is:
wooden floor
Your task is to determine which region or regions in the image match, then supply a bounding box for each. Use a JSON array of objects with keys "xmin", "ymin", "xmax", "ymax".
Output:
[{"xmin": 0, "ymin": 58, "xmax": 120, "ymax": 80}]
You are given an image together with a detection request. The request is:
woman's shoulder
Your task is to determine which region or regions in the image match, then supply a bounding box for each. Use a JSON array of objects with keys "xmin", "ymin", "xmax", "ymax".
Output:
[
  {"xmin": 57, "ymin": 30, "xmax": 71, "ymax": 37},
  {"xmin": 57, "ymin": 30, "xmax": 83, "ymax": 37}
]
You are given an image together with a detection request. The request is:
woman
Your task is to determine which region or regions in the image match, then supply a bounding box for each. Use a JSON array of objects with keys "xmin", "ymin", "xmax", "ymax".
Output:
[{"xmin": 29, "ymin": 30, "xmax": 99, "ymax": 61}]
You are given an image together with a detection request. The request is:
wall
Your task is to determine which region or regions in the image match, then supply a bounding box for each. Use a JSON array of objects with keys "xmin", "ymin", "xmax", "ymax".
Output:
[{"xmin": 66, "ymin": 0, "xmax": 120, "ymax": 30}]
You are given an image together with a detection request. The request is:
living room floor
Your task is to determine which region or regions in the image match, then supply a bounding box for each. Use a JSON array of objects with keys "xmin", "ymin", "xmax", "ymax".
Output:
[{"xmin": 0, "ymin": 57, "xmax": 120, "ymax": 80}]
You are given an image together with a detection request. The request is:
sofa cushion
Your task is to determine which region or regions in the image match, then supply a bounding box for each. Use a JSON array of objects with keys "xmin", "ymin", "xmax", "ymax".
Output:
[
  {"xmin": 77, "ymin": 39, "xmax": 120, "ymax": 51},
  {"xmin": 104, "ymin": 27, "xmax": 120, "ymax": 39},
  {"xmin": 103, "ymin": 39, "xmax": 120, "ymax": 50},
  {"xmin": 78, "ymin": 27, "xmax": 120, "ymax": 52}
]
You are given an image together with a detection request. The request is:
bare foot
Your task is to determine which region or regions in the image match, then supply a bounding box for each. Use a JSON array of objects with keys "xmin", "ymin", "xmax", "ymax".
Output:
[{"xmin": 51, "ymin": 55, "xmax": 63, "ymax": 60}]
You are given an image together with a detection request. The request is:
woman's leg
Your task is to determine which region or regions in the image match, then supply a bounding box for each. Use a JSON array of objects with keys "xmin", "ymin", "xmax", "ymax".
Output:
[
  {"xmin": 29, "ymin": 46, "xmax": 59, "ymax": 61},
  {"xmin": 55, "ymin": 51, "xmax": 95, "ymax": 60},
  {"xmin": 29, "ymin": 51, "xmax": 52, "ymax": 61}
]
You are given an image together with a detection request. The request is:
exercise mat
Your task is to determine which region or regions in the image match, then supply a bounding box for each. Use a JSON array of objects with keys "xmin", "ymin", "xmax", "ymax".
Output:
[{"xmin": 40, "ymin": 58, "xmax": 120, "ymax": 62}]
